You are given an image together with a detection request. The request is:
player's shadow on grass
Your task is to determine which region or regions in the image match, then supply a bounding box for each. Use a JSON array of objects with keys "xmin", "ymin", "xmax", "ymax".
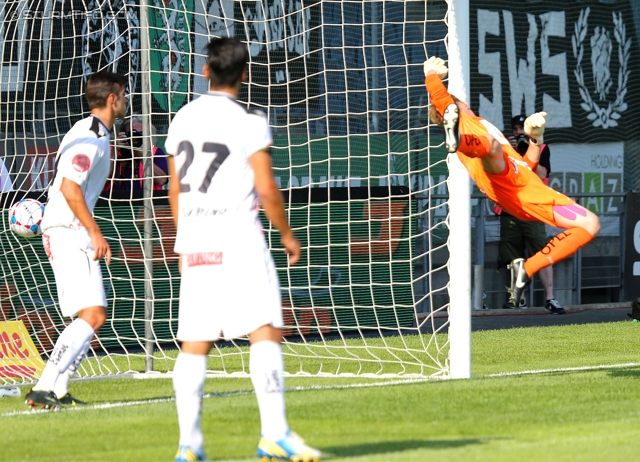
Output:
[
  {"xmin": 609, "ymin": 367, "xmax": 640, "ymax": 378},
  {"xmin": 320, "ymin": 438, "xmax": 484, "ymax": 458}
]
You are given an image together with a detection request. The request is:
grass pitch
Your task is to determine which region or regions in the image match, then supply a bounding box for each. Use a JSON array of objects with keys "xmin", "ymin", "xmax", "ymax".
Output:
[{"xmin": 2, "ymin": 321, "xmax": 639, "ymax": 461}]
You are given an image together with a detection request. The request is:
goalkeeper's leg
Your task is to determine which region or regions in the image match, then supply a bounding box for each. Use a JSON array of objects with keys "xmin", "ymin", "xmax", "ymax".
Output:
[
  {"xmin": 522, "ymin": 204, "xmax": 600, "ymax": 283},
  {"xmin": 441, "ymin": 103, "xmax": 507, "ymax": 175}
]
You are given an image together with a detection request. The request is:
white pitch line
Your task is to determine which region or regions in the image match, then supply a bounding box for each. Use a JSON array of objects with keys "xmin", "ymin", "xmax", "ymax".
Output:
[
  {"xmin": 3, "ymin": 362, "xmax": 639, "ymax": 418},
  {"xmin": 0, "ymin": 390, "xmax": 252, "ymax": 418},
  {"xmin": 0, "ymin": 377, "xmax": 435, "ymax": 418}
]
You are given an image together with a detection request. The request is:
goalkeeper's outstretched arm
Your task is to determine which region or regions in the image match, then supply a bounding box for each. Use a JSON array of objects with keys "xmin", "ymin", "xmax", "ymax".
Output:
[{"xmin": 423, "ymin": 57, "xmax": 456, "ymax": 117}]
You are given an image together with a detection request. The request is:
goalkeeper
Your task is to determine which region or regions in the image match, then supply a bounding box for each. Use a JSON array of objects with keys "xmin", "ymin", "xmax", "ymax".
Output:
[{"xmin": 423, "ymin": 57, "xmax": 600, "ymax": 305}]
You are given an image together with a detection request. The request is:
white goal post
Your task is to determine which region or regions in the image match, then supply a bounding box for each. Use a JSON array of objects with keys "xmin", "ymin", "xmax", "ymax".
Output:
[
  {"xmin": 447, "ymin": 0, "xmax": 472, "ymax": 379},
  {"xmin": 0, "ymin": 0, "xmax": 471, "ymax": 384}
]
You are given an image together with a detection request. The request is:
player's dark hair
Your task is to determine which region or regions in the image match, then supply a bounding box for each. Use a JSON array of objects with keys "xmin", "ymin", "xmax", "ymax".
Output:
[
  {"xmin": 84, "ymin": 71, "xmax": 128, "ymax": 109},
  {"xmin": 205, "ymin": 37, "xmax": 249, "ymax": 88}
]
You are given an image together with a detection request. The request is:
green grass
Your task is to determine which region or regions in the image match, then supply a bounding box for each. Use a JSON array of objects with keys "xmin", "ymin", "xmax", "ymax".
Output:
[{"xmin": 2, "ymin": 321, "xmax": 640, "ymax": 461}]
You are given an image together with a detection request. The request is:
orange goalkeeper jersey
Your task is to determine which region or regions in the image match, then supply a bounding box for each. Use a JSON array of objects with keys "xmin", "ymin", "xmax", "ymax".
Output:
[{"xmin": 425, "ymin": 74, "xmax": 575, "ymax": 227}]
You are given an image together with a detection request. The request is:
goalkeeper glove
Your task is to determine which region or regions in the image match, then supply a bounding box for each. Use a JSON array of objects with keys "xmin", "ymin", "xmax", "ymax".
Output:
[
  {"xmin": 524, "ymin": 111, "xmax": 547, "ymax": 145},
  {"xmin": 423, "ymin": 57, "xmax": 448, "ymax": 79}
]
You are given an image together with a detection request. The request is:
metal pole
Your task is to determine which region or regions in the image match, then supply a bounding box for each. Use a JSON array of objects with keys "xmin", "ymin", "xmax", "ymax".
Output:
[
  {"xmin": 575, "ymin": 198, "xmax": 582, "ymax": 305},
  {"xmin": 472, "ymin": 265, "xmax": 484, "ymax": 310},
  {"xmin": 140, "ymin": 0, "xmax": 155, "ymax": 373},
  {"xmin": 370, "ymin": 1, "xmax": 379, "ymax": 131},
  {"xmin": 477, "ymin": 198, "xmax": 485, "ymax": 264},
  {"xmin": 620, "ymin": 196, "xmax": 626, "ymax": 300},
  {"xmin": 473, "ymin": 199, "xmax": 485, "ymax": 310}
]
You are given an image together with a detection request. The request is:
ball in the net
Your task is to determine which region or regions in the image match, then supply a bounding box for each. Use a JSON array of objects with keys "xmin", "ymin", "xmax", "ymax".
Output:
[{"xmin": 8, "ymin": 199, "xmax": 45, "ymax": 238}]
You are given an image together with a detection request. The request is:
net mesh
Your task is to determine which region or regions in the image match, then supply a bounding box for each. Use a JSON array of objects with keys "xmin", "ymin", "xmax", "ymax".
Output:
[{"xmin": 0, "ymin": 0, "xmax": 454, "ymax": 383}]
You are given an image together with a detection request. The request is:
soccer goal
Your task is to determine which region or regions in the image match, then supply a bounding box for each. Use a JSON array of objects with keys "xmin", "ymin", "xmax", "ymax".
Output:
[{"xmin": 0, "ymin": 0, "xmax": 471, "ymax": 384}]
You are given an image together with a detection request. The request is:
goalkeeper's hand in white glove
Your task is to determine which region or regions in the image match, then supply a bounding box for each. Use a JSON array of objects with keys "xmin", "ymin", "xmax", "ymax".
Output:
[
  {"xmin": 524, "ymin": 111, "xmax": 547, "ymax": 145},
  {"xmin": 423, "ymin": 57, "xmax": 448, "ymax": 79}
]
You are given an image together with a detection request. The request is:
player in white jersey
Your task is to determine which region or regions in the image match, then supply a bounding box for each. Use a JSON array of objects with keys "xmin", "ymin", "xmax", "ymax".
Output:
[
  {"xmin": 166, "ymin": 38, "xmax": 321, "ymax": 462},
  {"xmin": 25, "ymin": 71, "xmax": 127, "ymax": 411}
]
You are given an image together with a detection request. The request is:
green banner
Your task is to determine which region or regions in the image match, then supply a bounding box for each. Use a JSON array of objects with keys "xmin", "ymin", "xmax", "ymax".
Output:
[
  {"xmin": 468, "ymin": 0, "xmax": 640, "ymax": 143},
  {"xmin": 149, "ymin": 0, "xmax": 193, "ymax": 112}
]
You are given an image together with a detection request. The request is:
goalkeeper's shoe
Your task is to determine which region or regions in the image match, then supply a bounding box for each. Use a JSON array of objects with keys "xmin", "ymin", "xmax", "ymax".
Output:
[
  {"xmin": 58, "ymin": 393, "xmax": 87, "ymax": 406},
  {"xmin": 442, "ymin": 103, "xmax": 460, "ymax": 153},
  {"xmin": 25, "ymin": 389, "xmax": 63, "ymax": 410},
  {"xmin": 257, "ymin": 430, "xmax": 321, "ymax": 461},
  {"xmin": 174, "ymin": 446, "xmax": 208, "ymax": 462},
  {"xmin": 508, "ymin": 258, "xmax": 530, "ymax": 307}
]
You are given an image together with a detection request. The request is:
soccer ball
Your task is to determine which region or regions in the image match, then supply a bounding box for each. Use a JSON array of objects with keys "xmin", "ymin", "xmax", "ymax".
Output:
[{"xmin": 8, "ymin": 199, "xmax": 45, "ymax": 238}]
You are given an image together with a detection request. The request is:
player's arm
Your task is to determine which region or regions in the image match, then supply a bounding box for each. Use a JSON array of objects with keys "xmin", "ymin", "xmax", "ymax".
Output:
[
  {"xmin": 512, "ymin": 133, "xmax": 546, "ymax": 180},
  {"xmin": 522, "ymin": 142, "xmax": 541, "ymax": 173},
  {"xmin": 152, "ymin": 163, "xmax": 168, "ymax": 185},
  {"xmin": 166, "ymin": 155, "xmax": 182, "ymax": 272},
  {"xmin": 522, "ymin": 112, "xmax": 548, "ymax": 178},
  {"xmin": 250, "ymin": 150, "xmax": 301, "ymax": 265},
  {"xmin": 167, "ymin": 155, "xmax": 179, "ymax": 226},
  {"xmin": 165, "ymin": 117, "xmax": 180, "ymax": 226},
  {"xmin": 423, "ymin": 57, "xmax": 453, "ymax": 116},
  {"xmin": 535, "ymin": 144, "xmax": 550, "ymax": 181},
  {"xmin": 60, "ymin": 178, "xmax": 111, "ymax": 264}
]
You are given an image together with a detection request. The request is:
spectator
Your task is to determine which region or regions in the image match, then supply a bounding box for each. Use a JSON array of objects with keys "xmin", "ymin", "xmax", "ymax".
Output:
[
  {"xmin": 496, "ymin": 115, "xmax": 565, "ymax": 314},
  {"xmin": 111, "ymin": 115, "xmax": 168, "ymax": 190}
]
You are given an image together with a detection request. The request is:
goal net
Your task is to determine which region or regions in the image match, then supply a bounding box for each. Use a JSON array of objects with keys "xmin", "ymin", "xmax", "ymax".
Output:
[{"xmin": 0, "ymin": 0, "xmax": 459, "ymax": 384}]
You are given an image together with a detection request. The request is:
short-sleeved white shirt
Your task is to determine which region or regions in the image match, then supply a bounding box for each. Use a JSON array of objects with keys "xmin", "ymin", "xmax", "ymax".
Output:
[
  {"xmin": 41, "ymin": 115, "xmax": 112, "ymax": 236},
  {"xmin": 165, "ymin": 92, "xmax": 273, "ymax": 254}
]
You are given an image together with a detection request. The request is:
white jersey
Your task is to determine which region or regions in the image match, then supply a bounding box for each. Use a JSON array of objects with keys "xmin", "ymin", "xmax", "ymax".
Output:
[
  {"xmin": 165, "ymin": 91, "xmax": 273, "ymax": 254},
  {"xmin": 41, "ymin": 115, "xmax": 112, "ymax": 235}
]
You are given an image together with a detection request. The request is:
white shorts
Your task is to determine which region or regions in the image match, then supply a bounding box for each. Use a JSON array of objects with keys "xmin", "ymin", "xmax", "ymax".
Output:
[
  {"xmin": 42, "ymin": 228, "xmax": 107, "ymax": 317},
  {"xmin": 177, "ymin": 238, "xmax": 282, "ymax": 341}
]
